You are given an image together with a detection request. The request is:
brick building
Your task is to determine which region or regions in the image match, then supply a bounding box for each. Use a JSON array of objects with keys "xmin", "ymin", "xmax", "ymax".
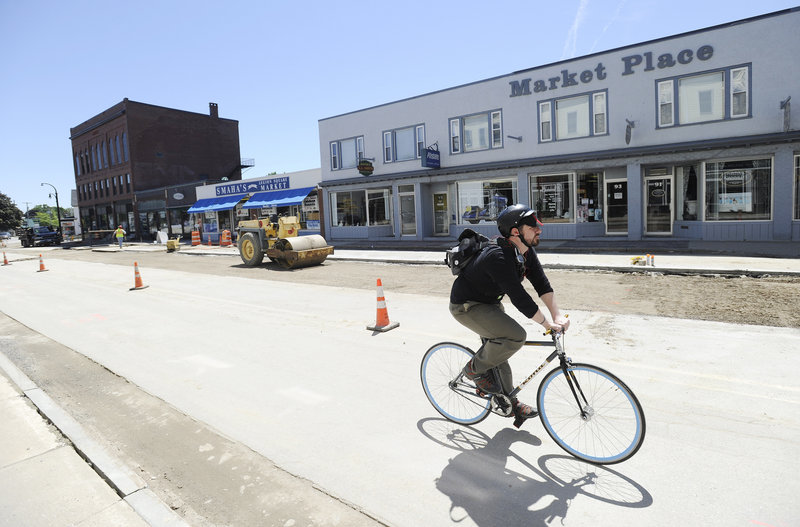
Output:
[{"xmin": 70, "ymin": 99, "xmax": 251, "ymax": 240}]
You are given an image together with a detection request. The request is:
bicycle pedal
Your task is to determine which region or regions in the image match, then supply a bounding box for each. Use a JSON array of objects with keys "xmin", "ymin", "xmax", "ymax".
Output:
[{"xmin": 513, "ymin": 415, "xmax": 527, "ymax": 429}]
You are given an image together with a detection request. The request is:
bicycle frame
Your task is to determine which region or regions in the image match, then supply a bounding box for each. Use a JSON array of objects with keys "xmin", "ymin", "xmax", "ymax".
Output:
[{"xmin": 508, "ymin": 333, "xmax": 591, "ymax": 421}]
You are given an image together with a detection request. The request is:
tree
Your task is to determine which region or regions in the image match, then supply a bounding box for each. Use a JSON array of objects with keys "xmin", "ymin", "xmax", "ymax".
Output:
[
  {"xmin": 27, "ymin": 204, "xmax": 69, "ymax": 229},
  {"xmin": 0, "ymin": 192, "xmax": 23, "ymax": 231}
]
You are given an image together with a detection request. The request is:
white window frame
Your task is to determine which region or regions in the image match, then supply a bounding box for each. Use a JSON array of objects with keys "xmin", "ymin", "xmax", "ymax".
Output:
[
  {"xmin": 656, "ymin": 64, "xmax": 751, "ymax": 128},
  {"xmin": 330, "ymin": 135, "xmax": 365, "ymax": 170},
  {"xmin": 539, "ymin": 90, "xmax": 607, "ymax": 142},
  {"xmin": 491, "ymin": 111, "xmax": 502, "ymax": 148},
  {"xmin": 539, "ymin": 102, "xmax": 552, "ymax": 142},
  {"xmin": 449, "ymin": 119, "xmax": 461, "ymax": 153},
  {"xmin": 356, "ymin": 136, "xmax": 364, "ymax": 161},
  {"xmin": 383, "ymin": 124, "xmax": 425, "ymax": 163},
  {"xmin": 383, "ymin": 132, "xmax": 393, "ymax": 163},
  {"xmin": 593, "ymin": 93, "xmax": 606, "ymax": 135},
  {"xmin": 730, "ymin": 66, "xmax": 749, "ymax": 118},
  {"xmin": 658, "ymin": 80, "xmax": 674, "ymax": 127},
  {"xmin": 450, "ymin": 110, "xmax": 503, "ymax": 154},
  {"xmin": 330, "ymin": 142, "xmax": 339, "ymax": 170}
]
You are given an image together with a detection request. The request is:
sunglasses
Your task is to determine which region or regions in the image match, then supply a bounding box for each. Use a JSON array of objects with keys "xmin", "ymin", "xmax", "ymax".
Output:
[{"xmin": 518, "ymin": 213, "xmax": 543, "ymax": 229}]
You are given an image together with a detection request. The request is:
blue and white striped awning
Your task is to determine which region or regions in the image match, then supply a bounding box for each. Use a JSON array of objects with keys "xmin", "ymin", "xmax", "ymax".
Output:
[
  {"xmin": 187, "ymin": 194, "xmax": 248, "ymax": 213},
  {"xmin": 241, "ymin": 187, "xmax": 315, "ymax": 209}
]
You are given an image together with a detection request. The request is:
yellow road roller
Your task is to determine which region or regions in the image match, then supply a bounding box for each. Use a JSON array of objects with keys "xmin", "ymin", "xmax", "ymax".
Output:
[{"xmin": 236, "ymin": 216, "xmax": 334, "ymax": 269}]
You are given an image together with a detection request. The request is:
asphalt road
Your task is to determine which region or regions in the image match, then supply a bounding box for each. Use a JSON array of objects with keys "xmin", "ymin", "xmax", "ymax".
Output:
[{"xmin": 1, "ymin": 254, "xmax": 798, "ymax": 526}]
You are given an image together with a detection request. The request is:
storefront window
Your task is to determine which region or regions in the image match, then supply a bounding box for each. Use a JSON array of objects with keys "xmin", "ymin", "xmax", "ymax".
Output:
[
  {"xmin": 705, "ymin": 159, "xmax": 771, "ymax": 221},
  {"xmin": 531, "ymin": 174, "xmax": 574, "ymax": 223},
  {"xmin": 169, "ymin": 209, "xmax": 190, "ymax": 236},
  {"xmin": 457, "ymin": 178, "xmax": 517, "ymax": 225},
  {"xmin": 576, "ymin": 172, "xmax": 603, "ymax": 222},
  {"xmin": 367, "ymin": 189, "xmax": 391, "ymax": 226},
  {"xmin": 331, "ymin": 191, "xmax": 367, "ymax": 226},
  {"xmin": 675, "ymin": 164, "xmax": 700, "ymax": 220}
]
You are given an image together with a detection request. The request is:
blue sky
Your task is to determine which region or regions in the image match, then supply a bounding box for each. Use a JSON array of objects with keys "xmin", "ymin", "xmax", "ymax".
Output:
[{"xmin": 1, "ymin": 0, "xmax": 797, "ymax": 212}]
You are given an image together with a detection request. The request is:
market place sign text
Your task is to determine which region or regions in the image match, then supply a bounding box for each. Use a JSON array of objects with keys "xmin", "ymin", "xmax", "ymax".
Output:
[{"xmin": 509, "ymin": 45, "xmax": 714, "ymax": 97}]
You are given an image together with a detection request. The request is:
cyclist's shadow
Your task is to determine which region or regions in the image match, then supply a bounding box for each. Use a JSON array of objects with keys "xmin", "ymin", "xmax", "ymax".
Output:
[{"xmin": 432, "ymin": 426, "xmax": 596, "ymax": 526}]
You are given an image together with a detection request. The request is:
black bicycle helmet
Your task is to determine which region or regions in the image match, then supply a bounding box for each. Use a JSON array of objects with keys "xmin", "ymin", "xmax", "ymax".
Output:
[{"xmin": 496, "ymin": 204, "xmax": 541, "ymax": 237}]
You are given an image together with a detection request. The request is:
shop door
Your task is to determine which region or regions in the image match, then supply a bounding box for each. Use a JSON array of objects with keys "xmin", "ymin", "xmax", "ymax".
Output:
[
  {"xmin": 433, "ymin": 193, "xmax": 448, "ymax": 235},
  {"xmin": 645, "ymin": 177, "xmax": 672, "ymax": 235},
  {"xmin": 399, "ymin": 189, "xmax": 417, "ymax": 235},
  {"xmin": 605, "ymin": 180, "xmax": 628, "ymax": 235}
]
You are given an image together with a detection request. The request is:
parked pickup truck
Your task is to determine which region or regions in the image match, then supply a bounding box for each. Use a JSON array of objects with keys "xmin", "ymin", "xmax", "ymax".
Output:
[{"xmin": 19, "ymin": 226, "xmax": 62, "ymax": 247}]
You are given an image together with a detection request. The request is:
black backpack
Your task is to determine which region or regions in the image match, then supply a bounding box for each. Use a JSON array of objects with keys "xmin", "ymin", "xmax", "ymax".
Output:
[{"xmin": 444, "ymin": 229, "xmax": 493, "ymax": 275}]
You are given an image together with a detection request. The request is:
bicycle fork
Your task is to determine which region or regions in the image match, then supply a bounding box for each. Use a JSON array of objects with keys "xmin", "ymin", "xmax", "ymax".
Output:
[{"xmin": 561, "ymin": 360, "xmax": 592, "ymax": 421}]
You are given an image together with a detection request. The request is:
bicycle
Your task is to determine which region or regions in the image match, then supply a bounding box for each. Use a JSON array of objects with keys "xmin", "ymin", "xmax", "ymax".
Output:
[{"xmin": 420, "ymin": 330, "xmax": 646, "ymax": 464}]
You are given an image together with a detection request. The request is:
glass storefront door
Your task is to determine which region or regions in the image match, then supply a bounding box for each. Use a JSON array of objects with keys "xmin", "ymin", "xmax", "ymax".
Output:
[
  {"xmin": 645, "ymin": 177, "xmax": 673, "ymax": 234},
  {"xmin": 433, "ymin": 192, "xmax": 448, "ymax": 235},
  {"xmin": 399, "ymin": 186, "xmax": 416, "ymax": 235},
  {"xmin": 605, "ymin": 180, "xmax": 628, "ymax": 234}
]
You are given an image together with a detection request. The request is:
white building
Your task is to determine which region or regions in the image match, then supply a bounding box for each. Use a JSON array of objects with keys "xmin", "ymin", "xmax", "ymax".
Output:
[{"xmin": 318, "ymin": 8, "xmax": 800, "ymax": 249}]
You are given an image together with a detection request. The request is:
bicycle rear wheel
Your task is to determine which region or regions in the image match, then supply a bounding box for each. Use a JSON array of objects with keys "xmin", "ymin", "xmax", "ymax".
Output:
[
  {"xmin": 420, "ymin": 342, "xmax": 491, "ymax": 425},
  {"xmin": 537, "ymin": 363, "xmax": 645, "ymax": 464}
]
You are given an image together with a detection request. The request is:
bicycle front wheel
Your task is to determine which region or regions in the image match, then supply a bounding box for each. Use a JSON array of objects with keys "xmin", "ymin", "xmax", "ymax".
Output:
[
  {"xmin": 420, "ymin": 342, "xmax": 491, "ymax": 425},
  {"xmin": 537, "ymin": 363, "xmax": 645, "ymax": 464}
]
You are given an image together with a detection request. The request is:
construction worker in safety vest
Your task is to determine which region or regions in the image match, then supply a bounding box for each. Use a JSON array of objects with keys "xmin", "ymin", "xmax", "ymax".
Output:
[{"xmin": 113, "ymin": 225, "xmax": 126, "ymax": 249}]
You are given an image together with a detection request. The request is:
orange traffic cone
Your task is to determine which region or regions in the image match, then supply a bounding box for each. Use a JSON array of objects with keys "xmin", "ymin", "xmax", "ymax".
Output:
[
  {"xmin": 37, "ymin": 254, "xmax": 48, "ymax": 272},
  {"xmin": 129, "ymin": 261, "xmax": 149, "ymax": 291},
  {"xmin": 366, "ymin": 278, "xmax": 399, "ymax": 332},
  {"xmin": 2, "ymin": 252, "xmax": 9, "ymax": 266}
]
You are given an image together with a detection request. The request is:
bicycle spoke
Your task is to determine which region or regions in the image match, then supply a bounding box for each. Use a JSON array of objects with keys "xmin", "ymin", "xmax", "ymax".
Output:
[
  {"xmin": 420, "ymin": 342, "xmax": 491, "ymax": 425},
  {"xmin": 538, "ymin": 364, "xmax": 645, "ymax": 464}
]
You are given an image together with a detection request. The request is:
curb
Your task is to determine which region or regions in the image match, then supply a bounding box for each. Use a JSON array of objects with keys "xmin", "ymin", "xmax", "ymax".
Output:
[{"xmin": 0, "ymin": 352, "xmax": 190, "ymax": 527}]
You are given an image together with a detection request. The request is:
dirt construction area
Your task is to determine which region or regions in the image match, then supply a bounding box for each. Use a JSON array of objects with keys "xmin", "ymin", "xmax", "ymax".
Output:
[{"xmin": 44, "ymin": 248, "xmax": 800, "ymax": 328}]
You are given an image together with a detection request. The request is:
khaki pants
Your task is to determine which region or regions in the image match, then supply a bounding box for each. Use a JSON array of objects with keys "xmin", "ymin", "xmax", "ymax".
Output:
[{"xmin": 449, "ymin": 301, "xmax": 526, "ymax": 393}]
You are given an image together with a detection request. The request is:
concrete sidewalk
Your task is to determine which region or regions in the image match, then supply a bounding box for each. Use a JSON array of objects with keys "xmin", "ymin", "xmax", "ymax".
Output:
[{"xmin": 0, "ymin": 353, "xmax": 189, "ymax": 527}]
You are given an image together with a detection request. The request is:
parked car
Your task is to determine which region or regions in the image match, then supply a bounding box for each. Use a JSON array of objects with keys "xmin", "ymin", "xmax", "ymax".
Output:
[{"xmin": 0, "ymin": 231, "xmax": 12, "ymax": 240}]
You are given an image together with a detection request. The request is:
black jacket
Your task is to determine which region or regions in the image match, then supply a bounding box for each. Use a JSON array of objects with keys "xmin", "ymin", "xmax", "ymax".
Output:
[{"xmin": 449, "ymin": 237, "xmax": 553, "ymax": 318}]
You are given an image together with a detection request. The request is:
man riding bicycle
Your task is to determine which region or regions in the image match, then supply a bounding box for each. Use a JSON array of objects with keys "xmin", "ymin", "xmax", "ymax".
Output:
[{"xmin": 449, "ymin": 204, "xmax": 570, "ymax": 418}]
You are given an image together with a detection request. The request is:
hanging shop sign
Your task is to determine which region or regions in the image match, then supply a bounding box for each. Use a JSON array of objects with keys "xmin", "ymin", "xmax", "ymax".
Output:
[
  {"xmin": 422, "ymin": 146, "xmax": 441, "ymax": 169},
  {"xmin": 358, "ymin": 159, "xmax": 374, "ymax": 176},
  {"xmin": 302, "ymin": 195, "xmax": 318, "ymax": 212}
]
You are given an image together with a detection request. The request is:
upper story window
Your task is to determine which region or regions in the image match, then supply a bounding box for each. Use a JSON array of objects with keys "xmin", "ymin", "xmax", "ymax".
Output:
[
  {"xmin": 538, "ymin": 90, "xmax": 607, "ymax": 142},
  {"xmin": 383, "ymin": 125, "xmax": 425, "ymax": 163},
  {"xmin": 450, "ymin": 110, "xmax": 502, "ymax": 154},
  {"xmin": 330, "ymin": 136, "xmax": 365, "ymax": 170},
  {"xmin": 122, "ymin": 132, "xmax": 129, "ymax": 162},
  {"xmin": 657, "ymin": 64, "xmax": 750, "ymax": 128}
]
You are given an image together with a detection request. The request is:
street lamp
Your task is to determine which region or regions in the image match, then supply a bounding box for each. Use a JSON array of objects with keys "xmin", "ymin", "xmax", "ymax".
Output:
[{"xmin": 41, "ymin": 182, "xmax": 62, "ymax": 231}]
